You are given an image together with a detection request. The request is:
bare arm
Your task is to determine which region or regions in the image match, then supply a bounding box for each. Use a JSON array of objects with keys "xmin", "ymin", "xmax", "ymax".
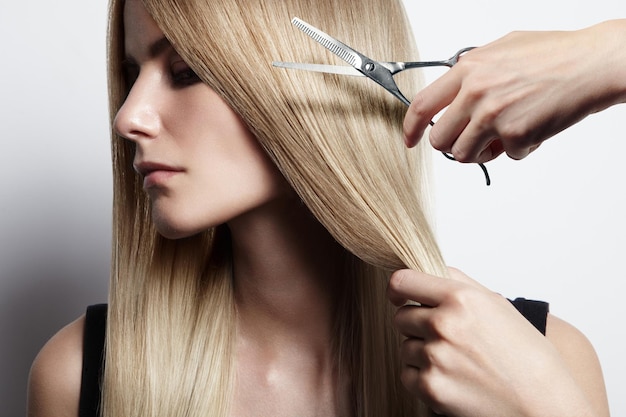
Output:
[
  {"xmin": 27, "ymin": 316, "xmax": 85, "ymax": 417},
  {"xmin": 545, "ymin": 315, "xmax": 610, "ymax": 417}
]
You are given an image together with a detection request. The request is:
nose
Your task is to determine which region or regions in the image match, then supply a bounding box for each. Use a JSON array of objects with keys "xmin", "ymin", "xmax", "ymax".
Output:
[{"xmin": 113, "ymin": 74, "xmax": 162, "ymax": 142}]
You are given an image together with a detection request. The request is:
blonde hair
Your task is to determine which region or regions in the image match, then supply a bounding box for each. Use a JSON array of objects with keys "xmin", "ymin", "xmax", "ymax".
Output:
[{"xmin": 104, "ymin": 0, "xmax": 447, "ymax": 416}]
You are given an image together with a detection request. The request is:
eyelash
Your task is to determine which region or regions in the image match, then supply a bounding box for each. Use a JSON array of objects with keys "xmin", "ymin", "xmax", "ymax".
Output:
[
  {"xmin": 171, "ymin": 66, "xmax": 201, "ymax": 87},
  {"xmin": 121, "ymin": 61, "xmax": 201, "ymax": 92}
]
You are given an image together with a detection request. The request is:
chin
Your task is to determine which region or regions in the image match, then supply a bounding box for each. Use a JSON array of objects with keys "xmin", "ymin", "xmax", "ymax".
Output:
[
  {"xmin": 151, "ymin": 208, "xmax": 229, "ymax": 239},
  {"xmin": 156, "ymin": 227, "xmax": 197, "ymax": 240},
  {"xmin": 152, "ymin": 213, "xmax": 207, "ymax": 240}
]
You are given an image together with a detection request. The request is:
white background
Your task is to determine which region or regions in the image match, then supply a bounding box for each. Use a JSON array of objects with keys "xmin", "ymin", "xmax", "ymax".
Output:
[{"xmin": 0, "ymin": 1, "xmax": 623, "ymax": 416}]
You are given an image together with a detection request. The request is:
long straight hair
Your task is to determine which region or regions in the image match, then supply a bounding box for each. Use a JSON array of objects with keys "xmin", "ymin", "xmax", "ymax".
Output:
[{"xmin": 103, "ymin": 0, "xmax": 447, "ymax": 416}]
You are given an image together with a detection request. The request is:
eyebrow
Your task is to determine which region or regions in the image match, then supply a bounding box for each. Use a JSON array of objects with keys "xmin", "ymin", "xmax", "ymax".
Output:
[
  {"xmin": 148, "ymin": 37, "xmax": 172, "ymax": 58},
  {"xmin": 125, "ymin": 36, "xmax": 173, "ymax": 62}
]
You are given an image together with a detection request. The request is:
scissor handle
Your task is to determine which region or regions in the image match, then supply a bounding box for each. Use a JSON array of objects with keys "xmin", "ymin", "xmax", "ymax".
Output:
[
  {"xmin": 428, "ymin": 119, "xmax": 491, "ymax": 186},
  {"xmin": 399, "ymin": 46, "xmax": 476, "ymax": 71},
  {"xmin": 381, "ymin": 47, "xmax": 490, "ymax": 186}
]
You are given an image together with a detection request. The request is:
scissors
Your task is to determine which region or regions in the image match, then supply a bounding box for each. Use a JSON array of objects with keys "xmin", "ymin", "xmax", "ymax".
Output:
[{"xmin": 273, "ymin": 17, "xmax": 490, "ymax": 186}]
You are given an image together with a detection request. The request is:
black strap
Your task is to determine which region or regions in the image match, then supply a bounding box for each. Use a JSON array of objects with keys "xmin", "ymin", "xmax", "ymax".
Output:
[
  {"xmin": 79, "ymin": 304, "xmax": 107, "ymax": 417},
  {"xmin": 510, "ymin": 297, "xmax": 549, "ymax": 335}
]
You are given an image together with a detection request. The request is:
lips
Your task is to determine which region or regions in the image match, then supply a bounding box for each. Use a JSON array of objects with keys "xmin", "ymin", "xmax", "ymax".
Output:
[{"xmin": 133, "ymin": 161, "xmax": 184, "ymax": 188}]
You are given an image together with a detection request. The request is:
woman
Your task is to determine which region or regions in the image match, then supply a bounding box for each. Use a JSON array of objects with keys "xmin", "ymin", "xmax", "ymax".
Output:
[{"xmin": 27, "ymin": 0, "xmax": 609, "ymax": 416}]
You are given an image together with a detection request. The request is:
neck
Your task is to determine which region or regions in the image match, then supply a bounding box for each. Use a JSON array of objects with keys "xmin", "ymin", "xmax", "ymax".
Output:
[
  {"xmin": 228, "ymin": 195, "xmax": 344, "ymax": 349},
  {"xmin": 227, "ymin": 196, "xmax": 352, "ymax": 417}
]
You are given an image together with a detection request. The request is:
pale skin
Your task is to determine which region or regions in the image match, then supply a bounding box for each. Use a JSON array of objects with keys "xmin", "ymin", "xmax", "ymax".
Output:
[
  {"xmin": 389, "ymin": 268, "xmax": 609, "ymax": 417},
  {"xmin": 27, "ymin": 2, "xmax": 609, "ymax": 416},
  {"xmin": 404, "ymin": 19, "xmax": 626, "ymax": 163},
  {"xmin": 29, "ymin": 1, "xmax": 346, "ymax": 416}
]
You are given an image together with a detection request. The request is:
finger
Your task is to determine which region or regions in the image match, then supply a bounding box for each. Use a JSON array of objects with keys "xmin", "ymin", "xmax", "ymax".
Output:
[
  {"xmin": 475, "ymin": 139, "xmax": 505, "ymax": 164},
  {"xmin": 445, "ymin": 116, "xmax": 498, "ymax": 163},
  {"xmin": 495, "ymin": 124, "xmax": 542, "ymax": 160},
  {"xmin": 527, "ymin": 142, "xmax": 541, "ymax": 155},
  {"xmin": 426, "ymin": 69, "xmax": 476, "ymax": 153},
  {"xmin": 399, "ymin": 362, "xmax": 422, "ymax": 396},
  {"xmin": 399, "ymin": 360, "xmax": 447, "ymax": 417},
  {"xmin": 446, "ymin": 267, "xmax": 488, "ymax": 291},
  {"xmin": 428, "ymin": 108, "xmax": 471, "ymax": 155},
  {"xmin": 504, "ymin": 141, "xmax": 542, "ymax": 161},
  {"xmin": 505, "ymin": 146, "xmax": 532, "ymax": 160},
  {"xmin": 394, "ymin": 304, "xmax": 433, "ymax": 338},
  {"xmin": 388, "ymin": 269, "xmax": 451, "ymax": 307},
  {"xmin": 400, "ymin": 337, "xmax": 426, "ymax": 368},
  {"xmin": 403, "ymin": 71, "xmax": 462, "ymax": 148}
]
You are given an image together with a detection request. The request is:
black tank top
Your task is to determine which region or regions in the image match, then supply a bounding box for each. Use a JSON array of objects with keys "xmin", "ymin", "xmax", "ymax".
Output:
[{"xmin": 78, "ymin": 298, "xmax": 549, "ymax": 417}]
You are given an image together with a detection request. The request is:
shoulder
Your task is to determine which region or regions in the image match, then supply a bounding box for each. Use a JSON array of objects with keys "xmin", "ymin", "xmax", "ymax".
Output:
[
  {"xmin": 27, "ymin": 315, "xmax": 85, "ymax": 417},
  {"xmin": 545, "ymin": 314, "xmax": 610, "ymax": 417},
  {"xmin": 545, "ymin": 313, "xmax": 602, "ymax": 373}
]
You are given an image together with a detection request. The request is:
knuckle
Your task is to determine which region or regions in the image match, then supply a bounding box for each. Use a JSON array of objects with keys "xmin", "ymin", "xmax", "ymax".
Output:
[
  {"xmin": 439, "ymin": 287, "xmax": 481, "ymax": 320},
  {"xmin": 415, "ymin": 369, "xmax": 447, "ymax": 411},
  {"xmin": 498, "ymin": 119, "xmax": 527, "ymax": 142},
  {"xmin": 400, "ymin": 366, "xmax": 421, "ymax": 393},
  {"xmin": 399, "ymin": 338, "xmax": 419, "ymax": 361},
  {"xmin": 448, "ymin": 284, "xmax": 478, "ymax": 305},
  {"xmin": 428, "ymin": 128, "xmax": 448, "ymax": 151},
  {"xmin": 392, "ymin": 307, "xmax": 407, "ymax": 329},
  {"xmin": 407, "ymin": 92, "xmax": 429, "ymax": 119},
  {"xmin": 427, "ymin": 312, "xmax": 455, "ymax": 339},
  {"xmin": 399, "ymin": 359, "xmax": 449, "ymax": 412},
  {"xmin": 500, "ymin": 128, "xmax": 539, "ymax": 160},
  {"xmin": 460, "ymin": 78, "xmax": 488, "ymax": 104},
  {"xmin": 428, "ymin": 128, "xmax": 441, "ymax": 148},
  {"xmin": 452, "ymin": 55, "xmax": 478, "ymax": 76},
  {"xmin": 421, "ymin": 342, "xmax": 442, "ymax": 368},
  {"xmin": 450, "ymin": 144, "xmax": 475, "ymax": 163},
  {"xmin": 477, "ymin": 99, "xmax": 504, "ymax": 128}
]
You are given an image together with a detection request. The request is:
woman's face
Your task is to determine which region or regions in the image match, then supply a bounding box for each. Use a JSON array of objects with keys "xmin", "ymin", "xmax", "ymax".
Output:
[{"xmin": 115, "ymin": 0, "xmax": 290, "ymax": 238}]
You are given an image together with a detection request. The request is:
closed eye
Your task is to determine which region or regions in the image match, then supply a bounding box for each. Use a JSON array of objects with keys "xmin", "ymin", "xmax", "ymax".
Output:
[{"xmin": 171, "ymin": 60, "xmax": 201, "ymax": 87}]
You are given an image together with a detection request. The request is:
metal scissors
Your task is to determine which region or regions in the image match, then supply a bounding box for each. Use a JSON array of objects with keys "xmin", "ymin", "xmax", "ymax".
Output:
[{"xmin": 273, "ymin": 17, "xmax": 490, "ymax": 186}]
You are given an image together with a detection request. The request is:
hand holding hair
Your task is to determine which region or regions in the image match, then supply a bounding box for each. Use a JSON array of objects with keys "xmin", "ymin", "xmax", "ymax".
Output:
[
  {"xmin": 387, "ymin": 267, "xmax": 609, "ymax": 417},
  {"xmin": 403, "ymin": 19, "xmax": 626, "ymax": 163}
]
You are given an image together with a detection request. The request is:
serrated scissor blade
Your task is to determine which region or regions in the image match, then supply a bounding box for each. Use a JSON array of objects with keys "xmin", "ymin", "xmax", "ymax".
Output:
[{"xmin": 291, "ymin": 17, "xmax": 364, "ymax": 70}]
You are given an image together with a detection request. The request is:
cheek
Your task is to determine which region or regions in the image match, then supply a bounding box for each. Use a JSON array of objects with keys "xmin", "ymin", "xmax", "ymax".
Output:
[
  {"xmin": 150, "ymin": 87, "xmax": 291, "ymax": 233},
  {"xmin": 194, "ymin": 145, "xmax": 289, "ymax": 209},
  {"xmin": 187, "ymin": 103, "xmax": 286, "ymax": 196},
  {"xmin": 148, "ymin": 139, "xmax": 289, "ymax": 237}
]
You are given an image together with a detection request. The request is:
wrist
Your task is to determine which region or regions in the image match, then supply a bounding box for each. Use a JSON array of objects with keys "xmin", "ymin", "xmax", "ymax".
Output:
[{"xmin": 583, "ymin": 19, "xmax": 626, "ymax": 107}]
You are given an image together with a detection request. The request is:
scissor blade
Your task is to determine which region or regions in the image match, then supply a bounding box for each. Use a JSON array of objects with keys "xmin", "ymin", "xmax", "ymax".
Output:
[
  {"xmin": 290, "ymin": 17, "xmax": 411, "ymax": 107},
  {"xmin": 272, "ymin": 61, "xmax": 364, "ymax": 77},
  {"xmin": 291, "ymin": 17, "xmax": 363, "ymax": 70}
]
